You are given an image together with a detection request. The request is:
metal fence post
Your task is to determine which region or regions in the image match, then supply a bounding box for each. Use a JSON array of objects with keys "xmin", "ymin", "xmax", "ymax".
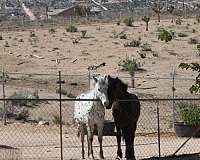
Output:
[
  {"xmin": 2, "ymin": 65, "xmax": 6, "ymax": 125},
  {"xmin": 57, "ymin": 71, "xmax": 65, "ymax": 160},
  {"xmin": 172, "ymin": 68, "xmax": 176, "ymax": 125},
  {"xmin": 156, "ymin": 100, "xmax": 161, "ymax": 157}
]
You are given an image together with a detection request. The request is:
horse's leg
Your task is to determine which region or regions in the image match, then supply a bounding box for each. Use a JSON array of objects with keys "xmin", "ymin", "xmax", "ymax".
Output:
[
  {"xmin": 124, "ymin": 126, "xmax": 136, "ymax": 160},
  {"xmin": 116, "ymin": 126, "xmax": 122, "ymax": 159},
  {"xmin": 87, "ymin": 125, "xmax": 94, "ymax": 159},
  {"xmin": 80, "ymin": 125, "xmax": 85, "ymax": 159},
  {"xmin": 98, "ymin": 123, "xmax": 104, "ymax": 159}
]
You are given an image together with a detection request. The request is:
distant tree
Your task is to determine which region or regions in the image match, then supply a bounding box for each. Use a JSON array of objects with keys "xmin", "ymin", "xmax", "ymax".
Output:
[
  {"xmin": 167, "ymin": 5, "xmax": 175, "ymax": 23},
  {"xmin": 151, "ymin": 0, "xmax": 164, "ymax": 22},
  {"xmin": 142, "ymin": 16, "xmax": 150, "ymax": 31}
]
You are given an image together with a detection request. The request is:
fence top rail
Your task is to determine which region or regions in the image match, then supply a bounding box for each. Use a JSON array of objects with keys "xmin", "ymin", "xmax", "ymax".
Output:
[
  {"xmin": 1, "ymin": 98, "xmax": 200, "ymax": 102},
  {"xmin": 1, "ymin": 71, "xmax": 196, "ymax": 81}
]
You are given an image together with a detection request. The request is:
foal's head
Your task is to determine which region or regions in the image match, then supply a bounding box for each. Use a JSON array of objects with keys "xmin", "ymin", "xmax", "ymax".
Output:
[
  {"xmin": 92, "ymin": 74, "xmax": 109, "ymax": 107},
  {"xmin": 107, "ymin": 75, "xmax": 128, "ymax": 109}
]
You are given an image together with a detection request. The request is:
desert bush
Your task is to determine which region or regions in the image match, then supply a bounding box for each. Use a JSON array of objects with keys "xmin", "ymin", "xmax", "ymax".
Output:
[
  {"xmin": 118, "ymin": 57, "xmax": 140, "ymax": 74},
  {"xmin": 124, "ymin": 38, "xmax": 141, "ymax": 47},
  {"xmin": 196, "ymin": 16, "xmax": 200, "ymax": 23},
  {"xmin": 81, "ymin": 30, "xmax": 87, "ymax": 38},
  {"xmin": 30, "ymin": 31, "xmax": 36, "ymax": 37},
  {"xmin": 49, "ymin": 28, "xmax": 56, "ymax": 34},
  {"xmin": 111, "ymin": 30, "xmax": 126, "ymax": 39},
  {"xmin": 52, "ymin": 115, "xmax": 64, "ymax": 125},
  {"xmin": 4, "ymin": 41, "xmax": 9, "ymax": 47},
  {"xmin": 175, "ymin": 17, "xmax": 182, "ymax": 25},
  {"xmin": 197, "ymin": 44, "xmax": 200, "ymax": 56},
  {"xmin": 188, "ymin": 38, "xmax": 198, "ymax": 44},
  {"xmin": 178, "ymin": 32, "xmax": 188, "ymax": 37},
  {"xmin": 123, "ymin": 17, "xmax": 133, "ymax": 27},
  {"xmin": 0, "ymin": 35, "xmax": 3, "ymax": 40},
  {"xmin": 116, "ymin": 21, "xmax": 120, "ymax": 25},
  {"xmin": 141, "ymin": 43, "xmax": 152, "ymax": 51},
  {"xmin": 192, "ymin": 29, "xmax": 196, "ymax": 33},
  {"xmin": 158, "ymin": 29, "xmax": 173, "ymax": 42},
  {"xmin": 66, "ymin": 25, "xmax": 78, "ymax": 32},
  {"xmin": 56, "ymin": 88, "xmax": 75, "ymax": 98}
]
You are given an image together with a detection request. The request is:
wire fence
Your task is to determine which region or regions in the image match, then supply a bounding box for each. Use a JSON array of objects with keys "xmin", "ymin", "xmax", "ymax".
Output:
[{"xmin": 0, "ymin": 71, "xmax": 200, "ymax": 159}]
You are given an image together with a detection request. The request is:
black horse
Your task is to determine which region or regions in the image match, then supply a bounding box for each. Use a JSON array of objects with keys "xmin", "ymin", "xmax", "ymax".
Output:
[{"xmin": 107, "ymin": 76, "xmax": 140, "ymax": 160}]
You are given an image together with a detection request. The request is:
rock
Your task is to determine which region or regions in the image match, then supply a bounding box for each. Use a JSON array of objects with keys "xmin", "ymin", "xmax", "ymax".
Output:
[{"xmin": 38, "ymin": 121, "xmax": 49, "ymax": 125}]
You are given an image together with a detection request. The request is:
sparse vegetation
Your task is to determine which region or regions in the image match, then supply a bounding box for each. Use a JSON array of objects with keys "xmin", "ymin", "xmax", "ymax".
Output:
[
  {"xmin": 124, "ymin": 38, "xmax": 141, "ymax": 47},
  {"xmin": 197, "ymin": 44, "xmax": 200, "ymax": 56},
  {"xmin": 116, "ymin": 21, "xmax": 120, "ymax": 25},
  {"xmin": 30, "ymin": 31, "xmax": 36, "ymax": 37},
  {"xmin": 178, "ymin": 32, "xmax": 188, "ymax": 37},
  {"xmin": 52, "ymin": 115, "xmax": 64, "ymax": 125},
  {"xmin": 141, "ymin": 43, "xmax": 152, "ymax": 51},
  {"xmin": 4, "ymin": 41, "xmax": 9, "ymax": 47},
  {"xmin": 123, "ymin": 17, "xmax": 133, "ymax": 27},
  {"xmin": 56, "ymin": 88, "xmax": 75, "ymax": 98},
  {"xmin": 81, "ymin": 30, "xmax": 87, "ymax": 38},
  {"xmin": 66, "ymin": 25, "xmax": 78, "ymax": 32},
  {"xmin": 49, "ymin": 28, "xmax": 56, "ymax": 34},
  {"xmin": 0, "ymin": 35, "xmax": 3, "ymax": 40},
  {"xmin": 188, "ymin": 38, "xmax": 198, "ymax": 44},
  {"xmin": 176, "ymin": 17, "xmax": 182, "ymax": 25}
]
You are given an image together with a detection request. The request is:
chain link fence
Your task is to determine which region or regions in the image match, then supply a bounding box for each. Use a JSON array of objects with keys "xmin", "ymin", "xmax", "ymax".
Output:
[{"xmin": 0, "ymin": 71, "xmax": 200, "ymax": 159}]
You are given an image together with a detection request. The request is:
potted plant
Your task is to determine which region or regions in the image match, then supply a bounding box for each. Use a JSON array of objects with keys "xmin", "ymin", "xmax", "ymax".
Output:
[{"xmin": 174, "ymin": 102, "xmax": 200, "ymax": 137}]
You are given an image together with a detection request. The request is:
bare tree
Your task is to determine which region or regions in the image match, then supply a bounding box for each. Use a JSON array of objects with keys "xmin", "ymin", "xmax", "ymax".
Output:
[
  {"xmin": 167, "ymin": 5, "xmax": 175, "ymax": 23},
  {"xmin": 142, "ymin": 16, "xmax": 150, "ymax": 31},
  {"xmin": 151, "ymin": 0, "xmax": 164, "ymax": 22}
]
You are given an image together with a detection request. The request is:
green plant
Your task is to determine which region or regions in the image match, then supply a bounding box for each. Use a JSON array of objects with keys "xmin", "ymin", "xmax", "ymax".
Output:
[
  {"xmin": 177, "ymin": 102, "xmax": 200, "ymax": 125},
  {"xmin": 81, "ymin": 30, "xmax": 87, "ymax": 38},
  {"xmin": 66, "ymin": 25, "xmax": 78, "ymax": 32},
  {"xmin": 118, "ymin": 57, "xmax": 140, "ymax": 76},
  {"xmin": 123, "ymin": 17, "xmax": 133, "ymax": 27},
  {"xmin": 158, "ymin": 29, "xmax": 173, "ymax": 42},
  {"xmin": 179, "ymin": 62, "xmax": 200, "ymax": 93}
]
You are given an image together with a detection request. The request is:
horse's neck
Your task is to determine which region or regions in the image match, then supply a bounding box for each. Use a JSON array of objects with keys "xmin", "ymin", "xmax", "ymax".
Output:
[{"xmin": 116, "ymin": 91, "xmax": 129, "ymax": 99}]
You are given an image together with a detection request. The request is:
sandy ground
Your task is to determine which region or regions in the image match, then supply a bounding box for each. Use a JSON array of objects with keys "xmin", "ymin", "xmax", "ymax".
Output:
[
  {"xmin": 0, "ymin": 18, "xmax": 200, "ymax": 159},
  {"xmin": 0, "ymin": 123, "xmax": 200, "ymax": 160}
]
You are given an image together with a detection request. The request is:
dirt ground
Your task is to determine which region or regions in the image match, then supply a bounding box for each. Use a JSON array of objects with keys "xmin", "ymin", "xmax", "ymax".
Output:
[{"xmin": 0, "ymin": 18, "xmax": 200, "ymax": 159}]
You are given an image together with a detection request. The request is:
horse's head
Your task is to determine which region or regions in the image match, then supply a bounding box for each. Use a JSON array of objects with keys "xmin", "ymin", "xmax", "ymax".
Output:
[
  {"xmin": 107, "ymin": 75, "xmax": 128, "ymax": 109},
  {"xmin": 92, "ymin": 74, "xmax": 109, "ymax": 107}
]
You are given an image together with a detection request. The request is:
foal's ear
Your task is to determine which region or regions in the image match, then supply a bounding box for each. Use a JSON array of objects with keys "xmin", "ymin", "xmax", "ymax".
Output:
[{"xmin": 93, "ymin": 76, "xmax": 98, "ymax": 82}]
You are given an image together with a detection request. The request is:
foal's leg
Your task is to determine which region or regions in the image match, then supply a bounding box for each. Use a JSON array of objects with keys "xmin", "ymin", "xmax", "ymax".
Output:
[
  {"xmin": 98, "ymin": 123, "xmax": 104, "ymax": 159},
  {"xmin": 87, "ymin": 126, "xmax": 94, "ymax": 159},
  {"xmin": 80, "ymin": 125, "xmax": 85, "ymax": 159},
  {"xmin": 116, "ymin": 126, "xmax": 122, "ymax": 159}
]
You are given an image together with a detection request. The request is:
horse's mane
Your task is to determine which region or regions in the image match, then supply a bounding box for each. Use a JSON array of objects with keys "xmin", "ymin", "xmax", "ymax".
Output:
[{"xmin": 116, "ymin": 77, "xmax": 128, "ymax": 92}]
